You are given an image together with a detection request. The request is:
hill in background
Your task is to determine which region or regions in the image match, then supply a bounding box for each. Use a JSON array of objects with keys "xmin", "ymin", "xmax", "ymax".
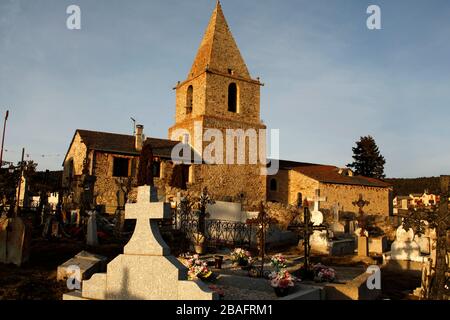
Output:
[{"xmin": 385, "ymin": 177, "xmax": 441, "ymax": 196}]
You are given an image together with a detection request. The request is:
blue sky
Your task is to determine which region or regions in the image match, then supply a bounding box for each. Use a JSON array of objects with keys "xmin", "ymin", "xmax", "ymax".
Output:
[{"xmin": 0, "ymin": 0, "xmax": 449, "ymax": 178}]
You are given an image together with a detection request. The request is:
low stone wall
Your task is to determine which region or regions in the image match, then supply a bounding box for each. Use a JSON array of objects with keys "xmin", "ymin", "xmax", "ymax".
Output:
[{"xmin": 324, "ymin": 272, "xmax": 381, "ymax": 300}]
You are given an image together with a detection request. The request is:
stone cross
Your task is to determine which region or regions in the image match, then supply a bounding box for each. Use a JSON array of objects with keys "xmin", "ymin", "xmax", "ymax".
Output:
[
  {"xmin": 332, "ymin": 203, "xmax": 340, "ymax": 222},
  {"xmin": 308, "ymin": 189, "xmax": 326, "ymax": 212},
  {"xmin": 307, "ymin": 189, "xmax": 327, "ymax": 226},
  {"xmin": 124, "ymin": 186, "xmax": 171, "ymax": 256},
  {"xmin": 352, "ymin": 194, "xmax": 370, "ymax": 236}
]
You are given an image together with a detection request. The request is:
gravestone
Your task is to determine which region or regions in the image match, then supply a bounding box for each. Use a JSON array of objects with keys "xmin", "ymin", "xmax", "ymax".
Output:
[
  {"xmin": 387, "ymin": 225, "xmax": 424, "ymax": 262},
  {"xmin": 416, "ymin": 221, "xmax": 435, "ymax": 255},
  {"xmin": 352, "ymin": 195, "xmax": 370, "ymax": 257},
  {"xmin": 357, "ymin": 237, "xmax": 369, "ymax": 257},
  {"xmin": 86, "ymin": 211, "xmax": 98, "ymax": 246},
  {"xmin": 0, "ymin": 217, "xmax": 32, "ymax": 266},
  {"xmin": 330, "ymin": 203, "xmax": 345, "ymax": 235},
  {"xmin": 114, "ymin": 187, "xmax": 127, "ymax": 233},
  {"xmin": 63, "ymin": 186, "xmax": 216, "ymax": 300},
  {"xmin": 307, "ymin": 190, "xmax": 329, "ymax": 254}
]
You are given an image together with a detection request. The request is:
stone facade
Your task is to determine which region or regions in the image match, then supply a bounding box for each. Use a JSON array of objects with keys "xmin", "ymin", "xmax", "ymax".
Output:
[
  {"xmin": 268, "ymin": 170, "xmax": 319, "ymax": 206},
  {"xmin": 320, "ymin": 183, "xmax": 391, "ymax": 216},
  {"xmin": 268, "ymin": 168, "xmax": 392, "ymax": 216},
  {"xmin": 92, "ymin": 152, "xmax": 137, "ymax": 214},
  {"xmin": 63, "ymin": 140, "xmax": 138, "ymax": 214}
]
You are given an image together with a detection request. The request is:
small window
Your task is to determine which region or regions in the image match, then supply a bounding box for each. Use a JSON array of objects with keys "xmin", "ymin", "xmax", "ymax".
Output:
[
  {"xmin": 186, "ymin": 85, "xmax": 193, "ymax": 114},
  {"xmin": 113, "ymin": 157, "xmax": 129, "ymax": 177},
  {"xmin": 270, "ymin": 178, "xmax": 278, "ymax": 191},
  {"xmin": 152, "ymin": 159, "xmax": 161, "ymax": 178},
  {"xmin": 228, "ymin": 83, "xmax": 238, "ymax": 113},
  {"xmin": 297, "ymin": 193, "xmax": 303, "ymax": 207}
]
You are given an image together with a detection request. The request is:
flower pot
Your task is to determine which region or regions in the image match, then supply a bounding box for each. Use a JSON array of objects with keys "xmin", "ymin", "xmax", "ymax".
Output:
[
  {"xmin": 194, "ymin": 244, "xmax": 204, "ymax": 254},
  {"xmin": 214, "ymin": 256, "xmax": 223, "ymax": 269},
  {"xmin": 274, "ymin": 287, "xmax": 290, "ymax": 297}
]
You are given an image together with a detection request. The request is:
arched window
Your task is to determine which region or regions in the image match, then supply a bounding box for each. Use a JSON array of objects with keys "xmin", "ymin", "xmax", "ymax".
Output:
[
  {"xmin": 270, "ymin": 178, "xmax": 278, "ymax": 191},
  {"xmin": 228, "ymin": 83, "xmax": 238, "ymax": 113},
  {"xmin": 186, "ymin": 85, "xmax": 193, "ymax": 114}
]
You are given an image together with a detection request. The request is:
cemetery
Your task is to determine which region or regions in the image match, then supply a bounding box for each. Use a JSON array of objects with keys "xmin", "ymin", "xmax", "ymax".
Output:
[
  {"xmin": 0, "ymin": 1, "xmax": 449, "ymax": 304},
  {"xmin": 1, "ymin": 179, "xmax": 448, "ymax": 300}
]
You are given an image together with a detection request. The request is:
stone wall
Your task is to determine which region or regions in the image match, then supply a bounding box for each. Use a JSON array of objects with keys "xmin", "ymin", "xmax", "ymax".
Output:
[
  {"xmin": 319, "ymin": 182, "xmax": 392, "ymax": 216},
  {"xmin": 267, "ymin": 169, "xmax": 320, "ymax": 206},
  {"xmin": 93, "ymin": 152, "xmax": 137, "ymax": 214},
  {"xmin": 196, "ymin": 164, "xmax": 266, "ymax": 211},
  {"xmin": 267, "ymin": 169, "xmax": 392, "ymax": 217},
  {"xmin": 265, "ymin": 201, "xmax": 297, "ymax": 229},
  {"xmin": 62, "ymin": 132, "xmax": 87, "ymax": 188}
]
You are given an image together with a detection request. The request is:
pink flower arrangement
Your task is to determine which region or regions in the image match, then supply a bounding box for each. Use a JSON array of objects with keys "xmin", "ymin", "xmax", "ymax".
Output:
[
  {"xmin": 230, "ymin": 248, "xmax": 252, "ymax": 266},
  {"xmin": 269, "ymin": 270, "xmax": 297, "ymax": 289},
  {"xmin": 313, "ymin": 263, "xmax": 336, "ymax": 283},
  {"xmin": 185, "ymin": 254, "xmax": 212, "ymax": 280},
  {"xmin": 270, "ymin": 254, "xmax": 287, "ymax": 271}
]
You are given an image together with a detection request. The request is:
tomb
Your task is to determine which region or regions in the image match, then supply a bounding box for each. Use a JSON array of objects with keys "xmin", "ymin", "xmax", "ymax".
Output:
[
  {"xmin": 383, "ymin": 225, "xmax": 427, "ymax": 264},
  {"xmin": 57, "ymin": 251, "xmax": 107, "ymax": 281},
  {"xmin": 63, "ymin": 186, "xmax": 216, "ymax": 300}
]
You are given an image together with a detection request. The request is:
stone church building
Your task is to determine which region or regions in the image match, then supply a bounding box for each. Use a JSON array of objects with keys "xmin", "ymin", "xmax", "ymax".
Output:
[{"xmin": 62, "ymin": 2, "xmax": 392, "ymax": 216}]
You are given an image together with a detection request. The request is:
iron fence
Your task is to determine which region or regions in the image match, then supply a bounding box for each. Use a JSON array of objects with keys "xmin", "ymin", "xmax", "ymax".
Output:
[{"xmin": 179, "ymin": 218, "xmax": 254, "ymax": 248}]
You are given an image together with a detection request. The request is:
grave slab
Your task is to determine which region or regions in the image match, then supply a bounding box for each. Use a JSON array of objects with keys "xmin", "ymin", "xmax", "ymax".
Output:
[
  {"xmin": 57, "ymin": 251, "xmax": 107, "ymax": 281},
  {"xmin": 325, "ymin": 272, "xmax": 381, "ymax": 300}
]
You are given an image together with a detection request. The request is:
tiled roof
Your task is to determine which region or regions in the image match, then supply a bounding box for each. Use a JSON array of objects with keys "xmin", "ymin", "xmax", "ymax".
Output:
[
  {"xmin": 273, "ymin": 159, "xmax": 391, "ymax": 188},
  {"xmin": 77, "ymin": 130, "xmax": 138, "ymax": 155},
  {"xmin": 75, "ymin": 130, "xmax": 183, "ymax": 159}
]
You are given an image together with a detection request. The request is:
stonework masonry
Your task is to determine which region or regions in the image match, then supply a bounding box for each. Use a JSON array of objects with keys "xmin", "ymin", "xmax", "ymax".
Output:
[{"xmin": 268, "ymin": 169, "xmax": 392, "ymax": 216}]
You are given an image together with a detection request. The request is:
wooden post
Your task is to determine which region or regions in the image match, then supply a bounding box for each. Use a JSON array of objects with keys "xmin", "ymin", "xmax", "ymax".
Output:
[
  {"xmin": 15, "ymin": 148, "xmax": 25, "ymax": 217},
  {"xmin": 434, "ymin": 175, "xmax": 449, "ymax": 300},
  {"xmin": 0, "ymin": 110, "xmax": 8, "ymax": 167}
]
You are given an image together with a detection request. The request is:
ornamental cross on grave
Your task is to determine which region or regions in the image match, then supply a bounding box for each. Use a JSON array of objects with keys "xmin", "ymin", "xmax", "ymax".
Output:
[
  {"xmin": 246, "ymin": 202, "xmax": 277, "ymax": 277},
  {"xmin": 124, "ymin": 186, "xmax": 171, "ymax": 256},
  {"xmin": 352, "ymin": 194, "xmax": 370, "ymax": 237},
  {"xmin": 288, "ymin": 193, "xmax": 328, "ymax": 275}
]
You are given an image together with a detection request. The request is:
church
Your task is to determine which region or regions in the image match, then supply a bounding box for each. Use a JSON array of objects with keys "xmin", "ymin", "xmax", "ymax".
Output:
[{"xmin": 62, "ymin": 2, "xmax": 392, "ymax": 216}]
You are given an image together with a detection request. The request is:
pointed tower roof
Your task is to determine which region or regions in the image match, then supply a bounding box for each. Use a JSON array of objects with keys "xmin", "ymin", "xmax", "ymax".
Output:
[{"xmin": 188, "ymin": 1, "xmax": 251, "ymax": 80}]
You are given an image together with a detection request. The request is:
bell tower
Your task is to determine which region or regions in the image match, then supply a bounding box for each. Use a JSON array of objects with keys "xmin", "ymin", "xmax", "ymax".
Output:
[
  {"xmin": 169, "ymin": 1, "xmax": 265, "ymax": 143},
  {"xmin": 168, "ymin": 1, "xmax": 267, "ymax": 208}
]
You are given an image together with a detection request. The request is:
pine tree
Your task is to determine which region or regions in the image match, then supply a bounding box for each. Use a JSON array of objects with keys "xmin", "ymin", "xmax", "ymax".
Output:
[{"xmin": 347, "ymin": 136, "xmax": 386, "ymax": 179}]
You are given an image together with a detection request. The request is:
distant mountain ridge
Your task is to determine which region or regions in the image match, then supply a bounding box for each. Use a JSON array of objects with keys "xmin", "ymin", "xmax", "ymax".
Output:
[{"xmin": 385, "ymin": 177, "xmax": 441, "ymax": 196}]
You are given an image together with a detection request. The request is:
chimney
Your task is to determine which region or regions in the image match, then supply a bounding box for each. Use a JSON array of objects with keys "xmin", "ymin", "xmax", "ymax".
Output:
[{"xmin": 135, "ymin": 125, "xmax": 144, "ymax": 152}]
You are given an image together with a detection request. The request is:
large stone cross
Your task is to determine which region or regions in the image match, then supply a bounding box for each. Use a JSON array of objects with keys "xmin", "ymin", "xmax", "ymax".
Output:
[
  {"xmin": 307, "ymin": 189, "xmax": 327, "ymax": 226},
  {"xmin": 124, "ymin": 186, "xmax": 171, "ymax": 256}
]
